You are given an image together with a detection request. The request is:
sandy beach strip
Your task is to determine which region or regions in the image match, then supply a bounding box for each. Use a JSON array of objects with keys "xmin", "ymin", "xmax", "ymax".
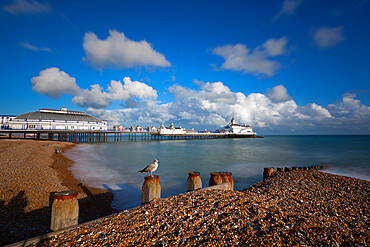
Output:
[
  {"xmin": 0, "ymin": 139, "xmax": 117, "ymax": 246},
  {"xmin": 31, "ymin": 169, "xmax": 369, "ymax": 246}
]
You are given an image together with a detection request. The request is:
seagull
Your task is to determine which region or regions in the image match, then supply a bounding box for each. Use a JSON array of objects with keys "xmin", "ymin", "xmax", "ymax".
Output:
[{"xmin": 139, "ymin": 159, "xmax": 159, "ymax": 176}]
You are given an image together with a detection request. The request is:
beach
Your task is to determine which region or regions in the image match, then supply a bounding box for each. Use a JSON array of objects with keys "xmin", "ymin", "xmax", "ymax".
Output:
[
  {"xmin": 32, "ymin": 169, "xmax": 370, "ymax": 246},
  {"xmin": 1, "ymin": 138, "xmax": 369, "ymax": 246},
  {"xmin": 0, "ymin": 139, "xmax": 117, "ymax": 246}
]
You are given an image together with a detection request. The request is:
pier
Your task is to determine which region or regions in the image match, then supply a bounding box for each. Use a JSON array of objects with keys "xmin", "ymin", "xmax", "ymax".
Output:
[{"xmin": 0, "ymin": 129, "xmax": 263, "ymax": 143}]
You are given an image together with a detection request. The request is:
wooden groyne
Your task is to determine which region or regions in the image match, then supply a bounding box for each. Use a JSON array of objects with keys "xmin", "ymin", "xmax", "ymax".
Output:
[{"xmin": 0, "ymin": 130, "xmax": 263, "ymax": 143}]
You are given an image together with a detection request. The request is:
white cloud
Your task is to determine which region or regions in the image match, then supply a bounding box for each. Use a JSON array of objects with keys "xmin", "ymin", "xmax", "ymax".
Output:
[
  {"xmin": 313, "ymin": 26, "xmax": 344, "ymax": 49},
  {"xmin": 300, "ymin": 103, "xmax": 332, "ymax": 119},
  {"xmin": 19, "ymin": 41, "xmax": 51, "ymax": 52},
  {"xmin": 3, "ymin": 0, "xmax": 52, "ymax": 15},
  {"xmin": 273, "ymin": 0, "xmax": 303, "ymax": 20},
  {"xmin": 107, "ymin": 77, "xmax": 157, "ymax": 101},
  {"xmin": 212, "ymin": 36, "xmax": 289, "ymax": 77},
  {"xmin": 72, "ymin": 84, "xmax": 111, "ymax": 109},
  {"xmin": 31, "ymin": 68, "xmax": 81, "ymax": 99},
  {"xmin": 261, "ymin": 37, "xmax": 289, "ymax": 56},
  {"xmin": 72, "ymin": 77, "xmax": 157, "ymax": 109},
  {"xmin": 267, "ymin": 85, "xmax": 292, "ymax": 102},
  {"xmin": 327, "ymin": 93, "xmax": 370, "ymax": 118},
  {"xmin": 83, "ymin": 30, "xmax": 171, "ymax": 70},
  {"xmin": 84, "ymin": 81, "xmax": 370, "ymax": 134}
]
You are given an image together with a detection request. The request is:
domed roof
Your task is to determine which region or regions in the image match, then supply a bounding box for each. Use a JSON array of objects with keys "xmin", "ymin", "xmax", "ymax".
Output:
[{"xmin": 14, "ymin": 108, "xmax": 102, "ymax": 122}]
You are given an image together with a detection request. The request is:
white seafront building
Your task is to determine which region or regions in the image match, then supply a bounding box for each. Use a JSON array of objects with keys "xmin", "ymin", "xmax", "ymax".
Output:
[
  {"xmin": 159, "ymin": 123, "xmax": 186, "ymax": 134},
  {"xmin": 1, "ymin": 115, "xmax": 16, "ymax": 129},
  {"xmin": 9, "ymin": 107, "xmax": 107, "ymax": 131},
  {"xmin": 221, "ymin": 118, "xmax": 256, "ymax": 135}
]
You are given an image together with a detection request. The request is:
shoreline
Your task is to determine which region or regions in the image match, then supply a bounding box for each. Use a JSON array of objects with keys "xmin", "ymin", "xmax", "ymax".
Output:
[
  {"xmin": 0, "ymin": 139, "xmax": 117, "ymax": 246},
  {"xmin": 1, "ymin": 138, "xmax": 369, "ymax": 245}
]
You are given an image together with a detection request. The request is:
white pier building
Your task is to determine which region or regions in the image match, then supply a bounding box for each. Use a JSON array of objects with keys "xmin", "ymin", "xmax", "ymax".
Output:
[
  {"xmin": 221, "ymin": 118, "xmax": 256, "ymax": 135},
  {"xmin": 9, "ymin": 107, "xmax": 107, "ymax": 131},
  {"xmin": 159, "ymin": 123, "xmax": 185, "ymax": 135}
]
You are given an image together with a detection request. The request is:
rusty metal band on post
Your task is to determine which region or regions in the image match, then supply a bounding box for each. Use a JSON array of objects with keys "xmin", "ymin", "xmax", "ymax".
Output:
[{"xmin": 53, "ymin": 190, "xmax": 78, "ymax": 200}]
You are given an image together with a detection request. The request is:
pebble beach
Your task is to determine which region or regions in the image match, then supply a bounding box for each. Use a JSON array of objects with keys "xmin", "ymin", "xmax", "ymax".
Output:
[
  {"xmin": 0, "ymin": 139, "xmax": 116, "ymax": 246},
  {"xmin": 35, "ymin": 169, "xmax": 369, "ymax": 246}
]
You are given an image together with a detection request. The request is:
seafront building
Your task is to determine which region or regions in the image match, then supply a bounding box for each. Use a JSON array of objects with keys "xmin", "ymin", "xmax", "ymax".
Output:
[
  {"xmin": 113, "ymin": 125, "xmax": 126, "ymax": 131},
  {"xmin": 9, "ymin": 107, "xmax": 107, "ymax": 131},
  {"xmin": 0, "ymin": 115, "xmax": 16, "ymax": 129},
  {"xmin": 130, "ymin": 126, "xmax": 144, "ymax": 132},
  {"xmin": 147, "ymin": 126, "xmax": 159, "ymax": 132},
  {"xmin": 220, "ymin": 118, "xmax": 256, "ymax": 135},
  {"xmin": 159, "ymin": 123, "xmax": 186, "ymax": 134}
]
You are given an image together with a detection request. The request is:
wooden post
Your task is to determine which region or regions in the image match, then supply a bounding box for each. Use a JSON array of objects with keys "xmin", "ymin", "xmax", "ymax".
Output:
[
  {"xmin": 141, "ymin": 175, "xmax": 161, "ymax": 204},
  {"xmin": 220, "ymin": 172, "xmax": 234, "ymax": 190},
  {"xmin": 187, "ymin": 171, "xmax": 202, "ymax": 192},
  {"xmin": 209, "ymin": 172, "xmax": 222, "ymax": 186},
  {"xmin": 50, "ymin": 190, "xmax": 79, "ymax": 231},
  {"xmin": 263, "ymin": 167, "xmax": 275, "ymax": 180}
]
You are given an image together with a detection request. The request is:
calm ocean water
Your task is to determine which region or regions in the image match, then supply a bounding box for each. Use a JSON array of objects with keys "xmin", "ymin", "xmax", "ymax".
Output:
[{"xmin": 64, "ymin": 135, "xmax": 370, "ymax": 210}]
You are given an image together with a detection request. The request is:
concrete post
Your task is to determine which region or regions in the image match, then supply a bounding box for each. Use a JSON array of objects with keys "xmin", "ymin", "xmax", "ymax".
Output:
[
  {"xmin": 187, "ymin": 171, "xmax": 202, "ymax": 192},
  {"xmin": 285, "ymin": 167, "xmax": 292, "ymax": 172},
  {"xmin": 141, "ymin": 175, "xmax": 161, "ymax": 204},
  {"xmin": 263, "ymin": 167, "xmax": 275, "ymax": 180},
  {"xmin": 277, "ymin": 168, "xmax": 284, "ymax": 172},
  {"xmin": 50, "ymin": 190, "xmax": 79, "ymax": 231},
  {"xmin": 220, "ymin": 172, "xmax": 234, "ymax": 191},
  {"xmin": 209, "ymin": 172, "xmax": 222, "ymax": 186}
]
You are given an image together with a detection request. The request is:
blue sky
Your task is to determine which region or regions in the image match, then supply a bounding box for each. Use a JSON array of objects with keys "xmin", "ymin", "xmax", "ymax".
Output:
[{"xmin": 0, "ymin": 0, "xmax": 369, "ymax": 134}]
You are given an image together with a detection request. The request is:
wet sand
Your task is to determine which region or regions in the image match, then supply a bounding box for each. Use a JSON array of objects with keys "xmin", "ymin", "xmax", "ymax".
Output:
[
  {"xmin": 0, "ymin": 139, "xmax": 117, "ymax": 246},
  {"xmin": 35, "ymin": 170, "xmax": 369, "ymax": 246}
]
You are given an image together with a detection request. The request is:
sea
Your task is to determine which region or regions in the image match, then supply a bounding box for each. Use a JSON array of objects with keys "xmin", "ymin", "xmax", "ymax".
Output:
[{"xmin": 64, "ymin": 135, "xmax": 370, "ymax": 210}]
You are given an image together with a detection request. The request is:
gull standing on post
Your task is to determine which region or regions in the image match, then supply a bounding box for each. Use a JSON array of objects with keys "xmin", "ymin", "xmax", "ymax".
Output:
[{"xmin": 139, "ymin": 159, "xmax": 159, "ymax": 177}]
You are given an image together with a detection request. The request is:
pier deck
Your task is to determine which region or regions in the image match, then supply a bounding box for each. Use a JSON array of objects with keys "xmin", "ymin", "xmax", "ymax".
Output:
[{"xmin": 0, "ymin": 130, "xmax": 263, "ymax": 143}]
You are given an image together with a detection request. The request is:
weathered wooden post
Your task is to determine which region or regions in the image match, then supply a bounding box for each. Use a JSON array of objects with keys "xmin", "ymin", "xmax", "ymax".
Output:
[
  {"xmin": 285, "ymin": 167, "xmax": 292, "ymax": 172},
  {"xmin": 220, "ymin": 172, "xmax": 234, "ymax": 191},
  {"xmin": 263, "ymin": 167, "xmax": 275, "ymax": 180},
  {"xmin": 187, "ymin": 171, "xmax": 202, "ymax": 192},
  {"xmin": 50, "ymin": 190, "xmax": 79, "ymax": 231},
  {"xmin": 141, "ymin": 175, "xmax": 161, "ymax": 204},
  {"xmin": 209, "ymin": 172, "xmax": 222, "ymax": 186}
]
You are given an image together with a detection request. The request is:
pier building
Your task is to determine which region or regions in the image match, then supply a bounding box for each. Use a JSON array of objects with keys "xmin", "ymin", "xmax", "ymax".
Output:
[
  {"xmin": 0, "ymin": 115, "xmax": 16, "ymax": 129},
  {"xmin": 220, "ymin": 118, "xmax": 256, "ymax": 135},
  {"xmin": 9, "ymin": 107, "xmax": 107, "ymax": 131},
  {"xmin": 159, "ymin": 123, "xmax": 185, "ymax": 135}
]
